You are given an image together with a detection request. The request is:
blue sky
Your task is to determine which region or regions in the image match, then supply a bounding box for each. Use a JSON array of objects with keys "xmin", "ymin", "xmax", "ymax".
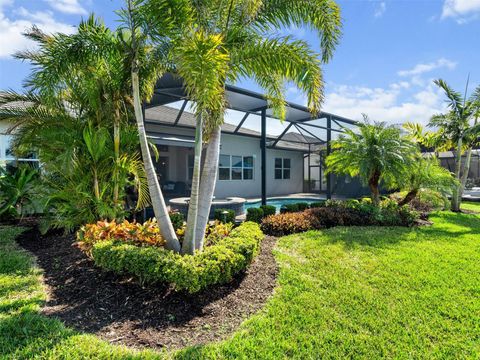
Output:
[{"xmin": 0, "ymin": 0, "xmax": 479, "ymax": 126}]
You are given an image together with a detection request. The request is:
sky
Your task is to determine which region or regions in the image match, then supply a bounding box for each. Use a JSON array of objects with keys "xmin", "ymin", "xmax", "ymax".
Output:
[{"xmin": 0, "ymin": 0, "xmax": 479, "ymax": 127}]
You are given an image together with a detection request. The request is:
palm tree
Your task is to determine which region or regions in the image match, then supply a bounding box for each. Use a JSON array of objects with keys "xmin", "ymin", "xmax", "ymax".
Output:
[
  {"xmin": 394, "ymin": 155, "xmax": 456, "ymax": 206},
  {"xmin": 429, "ymin": 79, "xmax": 480, "ymax": 212},
  {"xmin": 325, "ymin": 119, "xmax": 418, "ymax": 206},
  {"xmin": 126, "ymin": 0, "xmax": 342, "ymax": 253},
  {"xmin": 0, "ymin": 23, "xmax": 152, "ymax": 231}
]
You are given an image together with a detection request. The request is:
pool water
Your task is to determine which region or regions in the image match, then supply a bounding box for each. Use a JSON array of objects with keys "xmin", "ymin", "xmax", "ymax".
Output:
[{"xmin": 244, "ymin": 198, "xmax": 323, "ymax": 213}]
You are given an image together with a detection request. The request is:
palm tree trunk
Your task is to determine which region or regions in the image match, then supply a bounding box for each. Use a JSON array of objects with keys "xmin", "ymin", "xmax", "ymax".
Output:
[
  {"xmin": 131, "ymin": 70, "xmax": 180, "ymax": 252},
  {"xmin": 113, "ymin": 106, "xmax": 121, "ymax": 207},
  {"xmin": 451, "ymin": 138, "xmax": 463, "ymax": 212},
  {"xmin": 458, "ymin": 147, "xmax": 472, "ymax": 202},
  {"xmin": 398, "ymin": 188, "xmax": 418, "ymax": 206},
  {"xmin": 194, "ymin": 126, "xmax": 221, "ymax": 250},
  {"xmin": 93, "ymin": 167, "xmax": 100, "ymax": 201},
  {"xmin": 182, "ymin": 114, "xmax": 203, "ymax": 255},
  {"xmin": 368, "ymin": 171, "xmax": 381, "ymax": 206}
]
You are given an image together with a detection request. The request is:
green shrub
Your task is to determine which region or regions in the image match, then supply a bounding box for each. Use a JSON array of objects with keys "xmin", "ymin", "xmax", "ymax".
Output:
[
  {"xmin": 214, "ymin": 208, "xmax": 235, "ymax": 223},
  {"xmin": 280, "ymin": 203, "xmax": 299, "ymax": 213},
  {"xmin": 92, "ymin": 222, "xmax": 263, "ymax": 293},
  {"xmin": 296, "ymin": 202, "xmax": 309, "ymax": 211},
  {"xmin": 309, "ymin": 201, "xmax": 326, "ymax": 208},
  {"xmin": 307, "ymin": 207, "xmax": 371, "ymax": 228},
  {"xmin": 246, "ymin": 207, "xmax": 264, "ymax": 223},
  {"xmin": 261, "ymin": 212, "xmax": 319, "ymax": 236},
  {"xmin": 169, "ymin": 211, "xmax": 184, "ymax": 231},
  {"xmin": 390, "ymin": 189, "xmax": 448, "ymax": 212},
  {"xmin": 325, "ymin": 199, "xmax": 344, "ymax": 208},
  {"xmin": 261, "ymin": 199, "xmax": 420, "ymax": 237},
  {"xmin": 260, "ymin": 205, "xmax": 276, "ymax": 217}
]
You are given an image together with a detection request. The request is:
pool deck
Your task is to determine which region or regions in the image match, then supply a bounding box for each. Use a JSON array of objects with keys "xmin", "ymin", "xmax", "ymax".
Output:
[
  {"xmin": 244, "ymin": 193, "xmax": 327, "ymax": 203},
  {"xmin": 236, "ymin": 193, "xmax": 348, "ymax": 221}
]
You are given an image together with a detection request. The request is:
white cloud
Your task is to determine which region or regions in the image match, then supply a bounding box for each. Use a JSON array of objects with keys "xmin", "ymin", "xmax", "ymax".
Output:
[
  {"xmin": 0, "ymin": 4, "xmax": 75, "ymax": 58},
  {"xmin": 441, "ymin": 0, "xmax": 480, "ymax": 22},
  {"xmin": 44, "ymin": 0, "xmax": 87, "ymax": 15},
  {"xmin": 374, "ymin": 2, "xmax": 386, "ymax": 18},
  {"xmin": 398, "ymin": 58, "xmax": 457, "ymax": 77},
  {"xmin": 322, "ymin": 81, "xmax": 446, "ymax": 126}
]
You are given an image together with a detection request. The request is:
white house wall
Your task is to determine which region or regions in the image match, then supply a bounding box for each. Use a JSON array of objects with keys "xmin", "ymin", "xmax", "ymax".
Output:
[{"xmin": 145, "ymin": 123, "xmax": 304, "ymax": 199}]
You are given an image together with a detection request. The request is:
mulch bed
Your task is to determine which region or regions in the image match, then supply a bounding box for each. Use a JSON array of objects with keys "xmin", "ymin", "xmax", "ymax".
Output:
[{"xmin": 16, "ymin": 228, "xmax": 278, "ymax": 350}]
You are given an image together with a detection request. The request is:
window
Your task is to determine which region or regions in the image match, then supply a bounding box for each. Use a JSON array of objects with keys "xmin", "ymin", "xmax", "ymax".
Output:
[
  {"xmin": 275, "ymin": 157, "xmax": 291, "ymax": 179},
  {"xmin": 0, "ymin": 135, "xmax": 39, "ymax": 170},
  {"xmin": 219, "ymin": 155, "xmax": 254, "ymax": 180}
]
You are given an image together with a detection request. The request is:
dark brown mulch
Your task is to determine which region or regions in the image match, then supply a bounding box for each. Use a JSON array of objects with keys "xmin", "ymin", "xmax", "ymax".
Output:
[{"xmin": 17, "ymin": 228, "xmax": 278, "ymax": 350}]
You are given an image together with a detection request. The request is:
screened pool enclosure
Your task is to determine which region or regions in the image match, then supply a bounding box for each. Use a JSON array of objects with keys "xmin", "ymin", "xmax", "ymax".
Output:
[{"xmin": 144, "ymin": 74, "xmax": 364, "ymax": 204}]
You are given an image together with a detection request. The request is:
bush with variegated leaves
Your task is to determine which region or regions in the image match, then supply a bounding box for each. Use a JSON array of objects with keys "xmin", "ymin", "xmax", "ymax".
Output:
[{"xmin": 76, "ymin": 219, "xmax": 165, "ymax": 255}]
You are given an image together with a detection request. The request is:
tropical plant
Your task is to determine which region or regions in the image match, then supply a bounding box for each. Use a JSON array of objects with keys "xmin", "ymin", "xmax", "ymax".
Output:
[
  {"xmin": 0, "ymin": 20, "xmax": 153, "ymax": 231},
  {"xmin": 0, "ymin": 165, "xmax": 41, "ymax": 221},
  {"xmin": 124, "ymin": 0, "xmax": 342, "ymax": 254},
  {"xmin": 325, "ymin": 119, "xmax": 418, "ymax": 205},
  {"xmin": 76, "ymin": 218, "xmax": 165, "ymax": 255},
  {"xmin": 428, "ymin": 79, "xmax": 480, "ymax": 211},
  {"xmin": 393, "ymin": 155, "xmax": 456, "ymax": 206}
]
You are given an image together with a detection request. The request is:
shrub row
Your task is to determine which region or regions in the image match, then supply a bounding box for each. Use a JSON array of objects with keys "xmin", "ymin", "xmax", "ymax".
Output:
[
  {"xmin": 280, "ymin": 201, "xmax": 325, "ymax": 213},
  {"xmin": 91, "ymin": 222, "xmax": 263, "ymax": 293},
  {"xmin": 246, "ymin": 205, "xmax": 276, "ymax": 223},
  {"xmin": 261, "ymin": 200, "xmax": 419, "ymax": 237}
]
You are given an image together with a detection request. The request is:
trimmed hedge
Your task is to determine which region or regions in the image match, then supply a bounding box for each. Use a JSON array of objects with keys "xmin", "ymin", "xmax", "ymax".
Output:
[
  {"xmin": 246, "ymin": 207, "xmax": 264, "ymax": 223},
  {"xmin": 280, "ymin": 203, "xmax": 299, "ymax": 213},
  {"xmin": 91, "ymin": 222, "xmax": 263, "ymax": 293},
  {"xmin": 309, "ymin": 201, "xmax": 326, "ymax": 208},
  {"xmin": 260, "ymin": 205, "xmax": 276, "ymax": 217},
  {"xmin": 297, "ymin": 202, "xmax": 309, "ymax": 211},
  {"xmin": 214, "ymin": 208, "xmax": 235, "ymax": 223}
]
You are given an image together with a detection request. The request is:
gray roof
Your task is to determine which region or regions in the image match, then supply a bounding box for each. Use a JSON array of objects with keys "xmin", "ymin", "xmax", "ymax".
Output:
[{"xmin": 145, "ymin": 105, "xmax": 322, "ymax": 152}]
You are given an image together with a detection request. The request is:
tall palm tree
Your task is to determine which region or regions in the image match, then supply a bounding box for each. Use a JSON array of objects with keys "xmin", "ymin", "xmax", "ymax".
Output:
[
  {"xmin": 0, "ymin": 22, "xmax": 152, "ymax": 231},
  {"xmin": 429, "ymin": 79, "xmax": 480, "ymax": 211},
  {"xmin": 325, "ymin": 119, "xmax": 418, "ymax": 206},
  {"xmin": 126, "ymin": 0, "xmax": 342, "ymax": 253}
]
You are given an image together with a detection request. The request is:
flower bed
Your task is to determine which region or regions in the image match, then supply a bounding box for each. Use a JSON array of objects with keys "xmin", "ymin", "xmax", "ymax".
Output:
[{"xmin": 90, "ymin": 222, "xmax": 263, "ymax": 293}]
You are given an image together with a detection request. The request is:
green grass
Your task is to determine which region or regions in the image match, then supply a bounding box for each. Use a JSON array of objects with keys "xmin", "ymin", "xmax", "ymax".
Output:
[
  {"xmin": 0, "ymin": 226, "xmax": 163, "ymax": 359},
  {"xmin": 462, "ymin": 201, "xmax": 480, "ymax": 212},
  {"xmin": 1, "ymin": 204, "xmax": 480, "ymax": 359}
]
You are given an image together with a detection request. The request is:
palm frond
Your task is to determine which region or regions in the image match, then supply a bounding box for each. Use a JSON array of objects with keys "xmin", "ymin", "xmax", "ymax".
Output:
[{"xmin": 255, "ymin": 0, "xmax": 342, "ymax": 63}]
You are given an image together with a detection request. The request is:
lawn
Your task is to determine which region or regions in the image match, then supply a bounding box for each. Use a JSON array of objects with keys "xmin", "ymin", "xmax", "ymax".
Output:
[
  {"xmin": 462, "ymin": 201, "xmax": 480, "ymax": 213},
  {"xmin": 1, "ymin": 204, "xmax": 479, "ymax": 359}
]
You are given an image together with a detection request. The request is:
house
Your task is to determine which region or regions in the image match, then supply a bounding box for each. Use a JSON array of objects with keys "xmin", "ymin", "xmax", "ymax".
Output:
[
  {"xmin": 0, "ymin": 80, "xmax": 366, "ymax": 202},
  {"xmin": 145, "ymin": 104, "xmax": 309, "ymax": 199},
  {"xmin": 144, "ymin": 75, "xmax": 365, "ymax": 203}
]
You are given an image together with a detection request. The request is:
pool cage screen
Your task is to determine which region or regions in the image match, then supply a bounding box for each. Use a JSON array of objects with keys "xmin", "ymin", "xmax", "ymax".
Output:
[{"xmin": 146, "ymin": 74, "xmax": 363, "ymax": 204}]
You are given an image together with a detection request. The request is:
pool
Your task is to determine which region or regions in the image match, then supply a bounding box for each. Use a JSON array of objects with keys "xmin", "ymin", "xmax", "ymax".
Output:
[{"xmin": 244, "ymin": 198, "xmax": 323, "ymax": 213}]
